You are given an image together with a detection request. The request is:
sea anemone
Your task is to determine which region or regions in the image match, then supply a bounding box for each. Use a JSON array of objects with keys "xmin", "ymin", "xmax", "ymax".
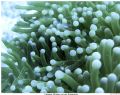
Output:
[{"xmin": 1, "ymin": 1, "xmax": 120, "ymax": 93}]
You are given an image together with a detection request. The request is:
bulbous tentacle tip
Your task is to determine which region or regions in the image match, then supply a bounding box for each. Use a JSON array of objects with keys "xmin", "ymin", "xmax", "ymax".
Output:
[
  {"xmin": 92, "ymin": 59, "xmax": 102, "ymax": 69},
  {"xmin": 57, "ymin": 87, "xmax": 64, "ymax": 93},
  {"xmin": 95, "ymin": 87, "xmax": 104, "ymax": 93},
  {"xmin": 55, "ymin": 70, "xmax": 65, "ymax": 79},
  {"xmin": 10, "ymin": 85, "xmax": 16, "ymax": 91},
  {"xmin": 22, "ymin": 85, "xmax": 33, "ymax": 93},
  {"xmin": 21, "ymin": 57, "xmax": 27, "ymax": 62}
]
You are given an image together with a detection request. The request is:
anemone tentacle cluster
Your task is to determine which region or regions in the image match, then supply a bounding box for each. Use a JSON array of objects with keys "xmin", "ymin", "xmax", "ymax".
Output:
[{"xmin": 2, "ymin": 1, "xmax": 120, "ymax": 93}]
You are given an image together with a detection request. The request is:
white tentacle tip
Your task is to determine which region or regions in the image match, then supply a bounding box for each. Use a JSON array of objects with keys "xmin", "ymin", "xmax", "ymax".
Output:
[
  {"xmin": 46, "ymin": 66, "xmax": 53, "ymax": 72},
  {"xmin": 70, "ymin": 50, "xmax": 77, "ymax": 56},
  {"xmin": 95, "ymin": 87, "xmax": 104, "ymax": 93},
  {"xmin": 111, "ymin": 12, "xmax": 120, "ymax": 20},
  {"xmin": 108, "ymin": 73, "xmax": 117, "ymax": 82},
  {"xmin": 22, "ymin": 57, "xmax": 27, "ymax": 62},
  {"xmin": 92, "ymin": 59, "xmax": 102, "ymax": 69},
  {"xmin": 22, "ymin": 85, "xmax": 33, "ymax": 93},
  {"xmin": 73, "ymin": 21, "xmax": 79, "ymax": 27},
  {"xmin": 57, "ymin": 87, "xmax": 64, "ymax": 93},
  {"xmin": 30, "ymin": 51, "xmax": 35, "ymax": 57},
  {"xmin": 95, "ymin": 10, "xmax": 103, "ymax": 17},
  {"xmin": 113, "ymin": 47, "xmax": 120, "ymax": 55},
  {"xmin": 31, "ymin": 80, "xmax": 37, "ymax": 87},
  {"xmin": 40, "ymin": 49, "xmax": 45, "ymax": 54},
  {"xmin": 10, "ymin": 85, "xmax": 16, "ymax": 91},
  {"xmin": 34, "ymin": 66, "xmax": 41, "ymax": 73},
  {"xmin": 55, "ymin": 70, "xmax": 64, "ymax": 79},
  {"xmin": 92, "ymin": 52, "xmax": 101, "ymax": 60},
  {"xmin": 50, "ymin": 59, "xmax": 56, "ymax": 65}
]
